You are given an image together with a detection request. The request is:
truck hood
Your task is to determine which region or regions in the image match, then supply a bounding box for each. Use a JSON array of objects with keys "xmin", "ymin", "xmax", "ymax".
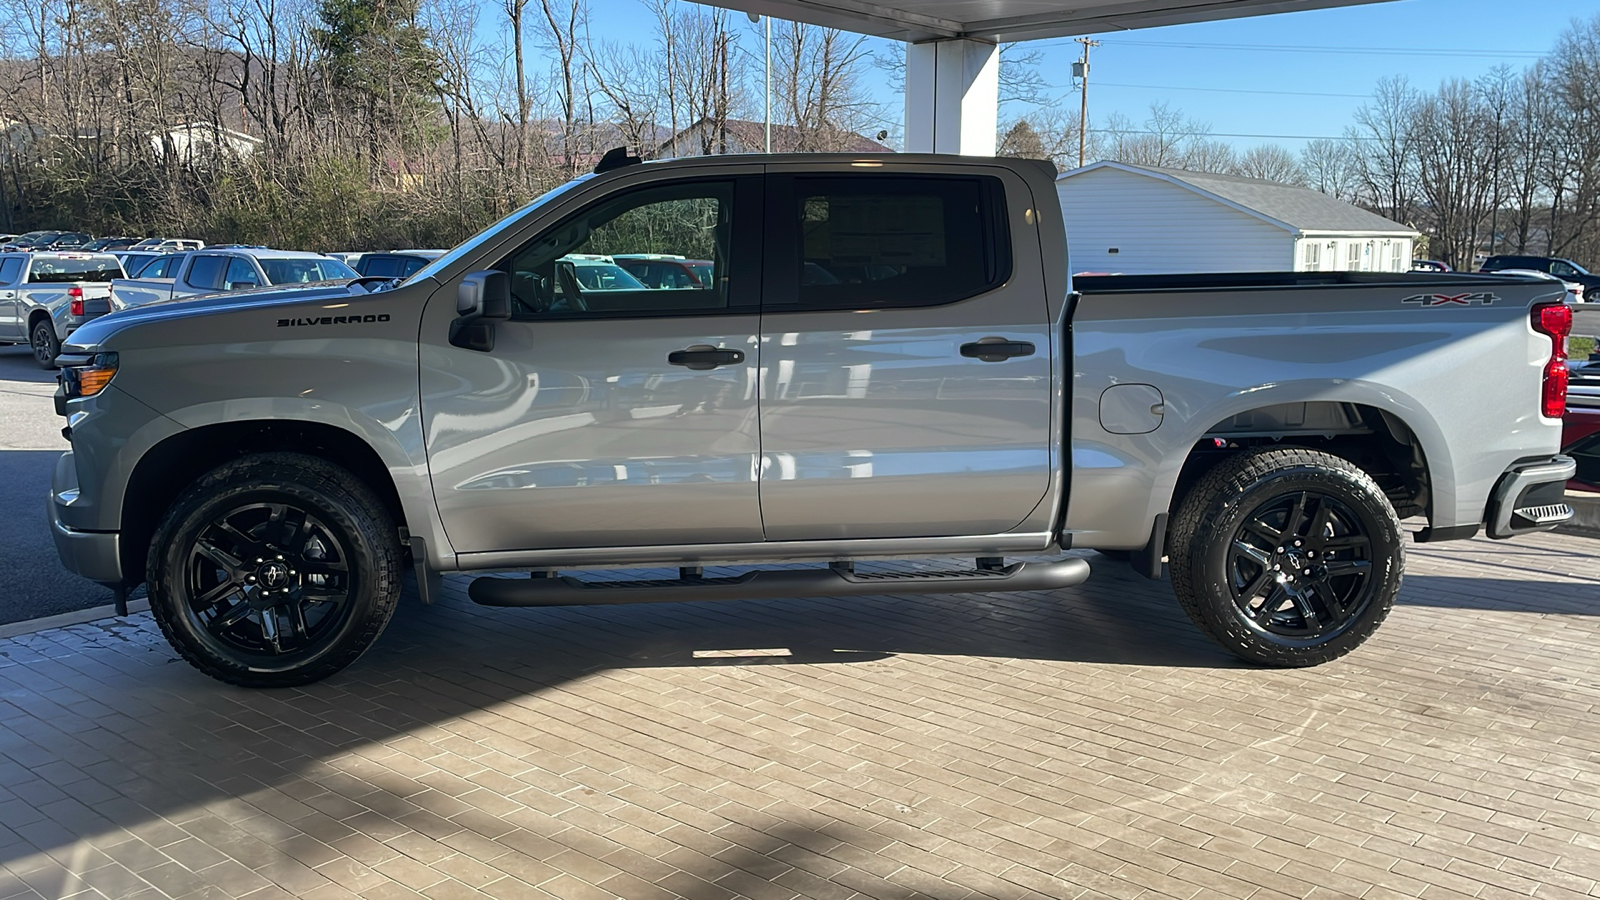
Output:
[{"xmin": 63, "ymin": 278, "xmax": 418, "ymax": 351}]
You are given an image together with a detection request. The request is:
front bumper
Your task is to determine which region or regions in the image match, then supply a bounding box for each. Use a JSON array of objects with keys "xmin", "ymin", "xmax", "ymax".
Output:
[
  {"xmin": 50, "ymin": 450, "xmax": 123, "ymax": 584},
  {"xmin": 1486, "ymin": 455, "xmax": 1577, "ymax": 539}
]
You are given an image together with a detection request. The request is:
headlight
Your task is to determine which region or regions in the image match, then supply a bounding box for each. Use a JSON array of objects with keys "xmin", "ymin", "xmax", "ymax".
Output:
[{"xmin": 59, "ymin": 352, "xmax": 119, "ymax": 400}]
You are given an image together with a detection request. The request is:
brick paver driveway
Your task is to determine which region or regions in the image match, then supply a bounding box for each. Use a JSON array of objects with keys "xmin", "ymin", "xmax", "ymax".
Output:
[{"xmin": 1, "ymin": 533, "xmax": 1597, "ymax": 900}]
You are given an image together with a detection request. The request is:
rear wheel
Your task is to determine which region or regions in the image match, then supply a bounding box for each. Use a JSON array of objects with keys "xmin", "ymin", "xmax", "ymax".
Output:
[
  {"xmin": 30, "ymin": 320, "xmax": 59, "ymax": 369},
  {"xmin": 1169, "ymin": 447, "xmax": 1403, "ymax": 667},
  {"xmin": 147, "ymin": 453, "xmax": 402, "ymax": 687}
]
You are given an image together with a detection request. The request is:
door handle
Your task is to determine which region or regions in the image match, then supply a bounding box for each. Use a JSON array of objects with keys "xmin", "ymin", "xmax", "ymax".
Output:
[
  {"xmin": 960, "ymin": 338, "xmax": 1036, "ymax": 362},
  {"xmin": 668, "ymin": 345, "xmax": 745, "ymax": 370}
]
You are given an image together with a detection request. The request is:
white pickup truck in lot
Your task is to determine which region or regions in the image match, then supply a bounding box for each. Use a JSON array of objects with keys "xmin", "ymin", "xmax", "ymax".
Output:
[
  {"xmin": 109, "ymin": 247, "xmax": 358, "ymax": 311},
  {"xmin": 50, "ymin": 152, "xmax": 1576, "ymax": 687},
  {"xmin": 0, "ymin": 251, "xmax": 123, "ymax": 368}
]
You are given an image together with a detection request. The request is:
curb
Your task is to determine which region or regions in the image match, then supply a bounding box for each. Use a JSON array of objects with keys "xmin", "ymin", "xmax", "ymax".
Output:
[{"xmin": 0, "ymin": 598, "xmax": 150, "ymax": 640}]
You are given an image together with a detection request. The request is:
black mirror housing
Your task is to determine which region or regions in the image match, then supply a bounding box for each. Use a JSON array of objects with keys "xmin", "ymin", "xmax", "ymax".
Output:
[{"xmin": 450, "ymin": 270, "xmax": 512, "ymax": 351}]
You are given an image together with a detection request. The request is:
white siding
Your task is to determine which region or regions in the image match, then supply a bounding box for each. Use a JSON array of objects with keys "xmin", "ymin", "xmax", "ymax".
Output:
[
  {"xmin": 1299, "ymin": 234, "xmax": 1415, "ymax": 273},
  {"xmin": 1056, "ymin": 167, "xmax": 1291, "ymax": 274}
]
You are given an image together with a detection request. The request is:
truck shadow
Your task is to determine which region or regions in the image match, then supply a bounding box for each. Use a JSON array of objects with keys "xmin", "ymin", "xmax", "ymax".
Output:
[{"xmin": 0, "ymin": 344, "xmax": 57, "ymax": 383}]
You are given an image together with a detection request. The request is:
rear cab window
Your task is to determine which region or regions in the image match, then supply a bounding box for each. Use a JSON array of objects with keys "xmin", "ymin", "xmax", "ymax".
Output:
[
  {"xmin": 185, "ymin": 255, "xmax": 227, "ymax": 290},
  {"xmin": 767, "ymin": 174, "xmax": 1011, "ymax": 310},
  {"xmin": 260, "ymin": 258, "xmax": 357, "ymax": 284},
  {"xmin": 27, "ymin": 256, "xmax": 123, "ymax": 283}
]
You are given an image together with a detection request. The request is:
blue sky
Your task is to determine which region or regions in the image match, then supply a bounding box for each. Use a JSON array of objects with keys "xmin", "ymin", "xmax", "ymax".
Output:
[{"xmin": 570, "ymin": 0, "xmax": 1591, "ymax": 151}]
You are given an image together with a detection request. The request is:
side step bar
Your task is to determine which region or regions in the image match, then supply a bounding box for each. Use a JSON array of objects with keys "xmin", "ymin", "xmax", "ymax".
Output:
[{"xmin": 468, "ymin": 558, "xmax": 1092, "ymax": 608}]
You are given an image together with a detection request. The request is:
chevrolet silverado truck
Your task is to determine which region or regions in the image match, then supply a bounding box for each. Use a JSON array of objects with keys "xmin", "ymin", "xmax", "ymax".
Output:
[
  {"xmin": 0, "ymin": 251, "xmax": 122, "ymax": 368},
  {"xmin": 50, "ymin": 152, "xmax": 1577, "ymax": 687},
  {"xmin": 108, "ymin": 247, "xmax": 357, "ymax": 311}
]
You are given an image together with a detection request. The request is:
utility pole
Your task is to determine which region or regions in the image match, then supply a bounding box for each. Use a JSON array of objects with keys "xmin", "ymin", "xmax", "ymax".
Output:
[
  {"xmin": 747, "ymin": 12, "xmax": 772, "ymax": 152},
  {"xmin": 1074, "ymin": 37, "xmax": 1099, "ymax": 169}
]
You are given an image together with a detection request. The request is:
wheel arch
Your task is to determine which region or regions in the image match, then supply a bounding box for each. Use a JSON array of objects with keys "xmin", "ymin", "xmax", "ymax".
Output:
[
  {"xmin": 1164, "ymin": 392, "xmax": 1446, "ymax": 529},
  {"xmin": 120, "ymin": 420, "xmax": 409, "ymax": 584}
]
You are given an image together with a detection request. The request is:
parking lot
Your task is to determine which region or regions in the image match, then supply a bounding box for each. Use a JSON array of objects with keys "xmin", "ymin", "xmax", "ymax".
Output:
[{"xmin": 2, "ymin": 438, "xmax": 1599, "ymax": 900}]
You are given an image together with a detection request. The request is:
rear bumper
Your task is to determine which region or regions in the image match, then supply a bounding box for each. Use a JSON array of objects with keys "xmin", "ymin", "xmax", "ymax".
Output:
[
  {"xmin": 50, "ymin": 450, "xmax": 123, "ymax": 584},
  {"xmin": 1486, "ymin": 455, "xmax": 1577, "ymax": 539}
]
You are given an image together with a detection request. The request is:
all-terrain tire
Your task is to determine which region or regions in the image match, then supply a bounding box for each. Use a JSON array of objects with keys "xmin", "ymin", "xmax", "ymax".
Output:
[
  {"xmin": 1168, "ymin": 447, "xmax": 1403, "ymax": 667},
  {"xmin": 146, "ymin": 452, "xmax": 402, "ymax": 687}
]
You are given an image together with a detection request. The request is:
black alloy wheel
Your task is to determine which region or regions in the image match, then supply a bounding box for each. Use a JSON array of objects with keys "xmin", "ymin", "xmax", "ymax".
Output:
[
  {"xmin": 182, "ymin": 502, "xmax": 357, "ymax": 661},
  {"xmin": 30, "ymin": 320, "xmax": 59, "ymax": 369},
  {"xmin": 1169, "ymin": 447, "xmax": 1403, "ymax": 667},
  {"xmin": 148, "ymin": 453, "xmax": 402, "ymax": 687},
  {"xmin": 1226, "ymin": 490, "xmax": 1375, "ymax": 641}
]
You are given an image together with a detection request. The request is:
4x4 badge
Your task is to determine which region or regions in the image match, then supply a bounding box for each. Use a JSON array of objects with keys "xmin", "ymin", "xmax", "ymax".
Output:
[{"xmin": 1401, "ymin": 292, "xmax": 1497, "ymax": 307}]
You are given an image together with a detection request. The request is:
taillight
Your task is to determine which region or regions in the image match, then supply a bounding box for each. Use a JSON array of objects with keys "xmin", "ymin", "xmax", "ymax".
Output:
[
  {"xmin": 1532, "ymin": 302, "xmax": 1572, "ymax": 418},
  {"xmin": 68, "ymin": 285, "xmax": 83, "ymax": 316}
]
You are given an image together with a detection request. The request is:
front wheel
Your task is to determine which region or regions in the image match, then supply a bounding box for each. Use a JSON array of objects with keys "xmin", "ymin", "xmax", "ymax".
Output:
[
  {"xmin": 147, "ymin": 452, "xmax": 403, "ymax": 687},
  {"xmin": 1168, "ymin": 447, "xmax": 1404, "ymax": 667},
  {"xmin": 30, "ymin": 320, "xmax": 59, "ymax": 369}
]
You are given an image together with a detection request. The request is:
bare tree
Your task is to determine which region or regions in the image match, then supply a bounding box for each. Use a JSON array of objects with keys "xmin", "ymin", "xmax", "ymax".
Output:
[
  {"xmin": 1234, "ymin": 144, "xmax": 1304, "ymax": 185},
  {"xmin": 1348, "ymin": 76, "xmax": 1421, "ymax": 226},
  {"xmin": 1301, "ymin": 139, "xmax": 1361, "ymax": 201}
]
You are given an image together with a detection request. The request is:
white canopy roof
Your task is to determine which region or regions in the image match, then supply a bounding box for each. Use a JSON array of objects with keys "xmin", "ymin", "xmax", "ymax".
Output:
[{"xmin": 698, "ymin": 0, "xmax": 1392, "ymax": 43}]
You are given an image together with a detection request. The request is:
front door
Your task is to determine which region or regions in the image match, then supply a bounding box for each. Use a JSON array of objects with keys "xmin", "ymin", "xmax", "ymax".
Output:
[
  {"xmin": 0, "ymin": 256, "xmax": 23, "ymax": 339},
  {"xmin": 420, "ymin": 174, "xmax": 765, "ymax": 554},
  {"xmin": 757, "ymin": 168, "xmax": 1054, "ymax": 541}
]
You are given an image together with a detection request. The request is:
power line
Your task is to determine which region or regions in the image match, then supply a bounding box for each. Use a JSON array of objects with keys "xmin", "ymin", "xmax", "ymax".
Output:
[
  {"xmin": 1095, "ymin": 81, "xmax": 1369, "ymax": 99},
  {"xmin": 1098, "ymin": 129, "xmax": 1375, "ymax": 141},
  {"xmin": 1091, "ymin": 39, "xmax": 1547, "ymax": 59}
]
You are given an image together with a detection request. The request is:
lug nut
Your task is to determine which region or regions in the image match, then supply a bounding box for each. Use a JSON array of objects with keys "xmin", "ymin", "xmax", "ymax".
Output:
[
  {"xmin": 246, "ymin": 575, "xmax": 255, "ymax": 582},
  {"xmin": 276, "ymin": 555, "xmax": 284, "ymax": 560},
  {"xmin": 1273, "ymin": 564, "xmax": 1281, "ymax": 571},
  {"xmin": 1304, "ymin": 569, "xmax": 1313, "ymax": 576},
  {"xmin": 1277, "ymin": 547, "xmax": 1285, "ymax": 553},
  {"xmin": 1294, "ymin": 540, "xmax": 1302, "ymax": 547}
]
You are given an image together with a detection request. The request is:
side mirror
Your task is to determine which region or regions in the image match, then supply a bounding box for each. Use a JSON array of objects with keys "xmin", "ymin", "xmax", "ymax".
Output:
[
  {"xmin": 449, "ymin": 270, "xmax": 511, "ymax": 351},
  {"xmin": 228, "ymin": 280, "xmax": 257, "ymax": 291}
]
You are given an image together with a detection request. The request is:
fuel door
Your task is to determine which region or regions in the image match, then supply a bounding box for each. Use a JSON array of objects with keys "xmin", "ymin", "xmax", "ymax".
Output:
[{"xmin": 1099, "ymin": 383, "xmax": 1164, "ymax": 435}]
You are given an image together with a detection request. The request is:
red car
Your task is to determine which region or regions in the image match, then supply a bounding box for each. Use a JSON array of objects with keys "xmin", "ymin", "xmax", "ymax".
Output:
[
  {"xmin": 1566, "ymin": 361, "xmax": 1600, "ymax": 492},
  {"xmin": 613, "ymin": 254, "xmax": 714, "ymax": 290}
]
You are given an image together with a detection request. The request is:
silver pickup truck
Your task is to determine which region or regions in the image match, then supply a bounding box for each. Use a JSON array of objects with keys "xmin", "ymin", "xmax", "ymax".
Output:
[
  {"xmin": 109, "ymin": 247, "xmax": 358, "ymax": 311},
  {"xmin": 0, "ymin": 251, "xmax": 122, "ymax": 368},
  {"xmin": 50, "ymin": 153, "xmax": 1576, "ymax": 687}
]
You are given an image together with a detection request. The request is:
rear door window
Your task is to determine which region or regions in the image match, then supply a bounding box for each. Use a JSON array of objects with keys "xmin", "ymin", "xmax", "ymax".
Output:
[
  {"xmin": 768, "ymin": 174, "xmax": 1010, "ymax": 310},
  {"xmin": 0, "ymin": 257, "xmax": 22, "ymax": 284},
  {"xmin": 225, "ymin": 257, "xmax": 260, "ymax": 289},
  {"xmin": 184, "ymin": 255, "xmax": 227, "ymax": 290}
]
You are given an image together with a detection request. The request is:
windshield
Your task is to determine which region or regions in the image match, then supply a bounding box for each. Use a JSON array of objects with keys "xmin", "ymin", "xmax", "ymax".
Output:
[
  {"xmin": 260, "ymin": 257, "xmax": 358, "ymax": 284},
  {"xmin": 28, "ymin": 257, "xmax": 122, "ymax": 282},
  {"xmin": 410, "ymin": 175, "xmax": 595, "ymax": 283}
]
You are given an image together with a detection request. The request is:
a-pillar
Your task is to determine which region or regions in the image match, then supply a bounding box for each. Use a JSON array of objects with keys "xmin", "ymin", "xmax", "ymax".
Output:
[{"xmin": 904, "ymin": 38, "xmax": 999, "ymax": 155}]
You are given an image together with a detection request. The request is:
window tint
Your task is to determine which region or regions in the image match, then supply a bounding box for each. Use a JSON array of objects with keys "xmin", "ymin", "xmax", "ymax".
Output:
[
  {"xmin": 27, "ymin": 257, "xmax": 122, "ymax": 283},
  {"xmin": 501, "ymin": 180, "xmax": 741, "ymax": 319},
  {"xmin": 224, "ymin": 257, "xmax": 259, "ymax": 289},
  {"xmin": 361, "ymin": 256, "xmax": 404, "ymax": 278},
  {"xmin": 1551, "ymin": 260, "xmax": 1578, "ymax": 277},
  {"xmin": 0, "ymin": 256, "xmax": 21, "ymax": 283},
  {"xmin": 185, "ymin": 255, "xmax": 226, "ymax": 290},
  {"xmin": 779, "ymin": 175, "xmax": 1009, "ymax": 310},
  {"xmin": 259, "ymin": 258, "xmax": 357, "ymax": 284},
  {"xmin": 144, "ymin": 256, "xmax": 178, "ymax": 278}
]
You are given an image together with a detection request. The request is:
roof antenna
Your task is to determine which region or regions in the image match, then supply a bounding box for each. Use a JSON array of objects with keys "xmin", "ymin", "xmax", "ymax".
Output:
[{"xmin": 594, "ymin": 147, "xmax": 641, "ymax": 174}]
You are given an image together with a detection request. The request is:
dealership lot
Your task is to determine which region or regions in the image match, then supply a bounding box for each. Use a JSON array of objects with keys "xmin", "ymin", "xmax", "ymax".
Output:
[{"xmin": 1, "ymin": 522, "xmax": 1597, "ymax": 899}]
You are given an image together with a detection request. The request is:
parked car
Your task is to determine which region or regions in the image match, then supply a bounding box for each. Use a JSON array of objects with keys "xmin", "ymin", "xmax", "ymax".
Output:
[
  {"xmin": 43, "ymin": 232, "xmax": 94, "ymax": 251},
  {"xmin": 113, "ymin": 251, "xmax": 172, "ymax": 278},
  {"xmin": 612, "ymin": 253, "xmax": 715, "ymax": 289},
  {"xmin": 1410, "ymin": 259, "xmax": 1451, "ymax": 273},
  {"xmin": 110, "ymin": 248, "xmax": 357, "ymax": 310},
  {"xmin": 1480, "ymin": 255, "xmax": 1598, "ymax": 301},
  {"xmin": 0, "ymin": 251, "xmax": 122, "ymax": 367},
  {"xmin": 1492, "ymin": 269, "xmax": 1585, "ymax": 306},
  {"xmin": 50, "ymin": 152, "xmax": 1576, "ymax": 687},
  {"xmin": 129, "ymin": 238, "xmax": 205, "ymax": 252},
  {"xmin": 84, "ymin": 237, "xmax": 144, "ymax": 252},
  {"xmin": 351, "ymin": 250, "xmax": 445, "ymax": 279},
  {"xmin": 4, "ymin": 231, "xmax": 65, "ymax": 252},
  {"xmin": 1565, "ymin": 361, "xmax": 1600, "ymax": 492}
]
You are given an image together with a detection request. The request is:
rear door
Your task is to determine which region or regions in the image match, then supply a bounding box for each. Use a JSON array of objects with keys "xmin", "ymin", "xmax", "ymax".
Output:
[{"xmin": 757, "ymin": 165, "xmax": 1053, "ymax": 540}]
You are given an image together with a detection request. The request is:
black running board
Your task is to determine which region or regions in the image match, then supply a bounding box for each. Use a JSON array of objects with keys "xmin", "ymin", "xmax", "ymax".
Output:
[{"xmin": 468, "ymin": 558, "xmax": 1092, "ymax": 607}]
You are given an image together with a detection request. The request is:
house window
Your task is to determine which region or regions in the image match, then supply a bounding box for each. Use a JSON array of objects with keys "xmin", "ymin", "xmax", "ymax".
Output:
[
  {"xmin": 1391, "ymin": 241, "xmax": 1404, "ymax": 272},
  {"xmin": 1302, "ymin": 242, "xmax": 1321, "ymax": 271}
]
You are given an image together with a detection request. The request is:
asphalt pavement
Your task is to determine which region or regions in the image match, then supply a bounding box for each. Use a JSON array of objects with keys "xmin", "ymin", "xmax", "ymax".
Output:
[{"xmin": 0, "ymin": 344, "xmax": 118, "ymax": 624}]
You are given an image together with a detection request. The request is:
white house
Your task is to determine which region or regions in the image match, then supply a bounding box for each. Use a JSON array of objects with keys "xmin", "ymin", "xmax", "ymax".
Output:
[
  {"xmin": 1056, "ymin": 161, "xmax": 1418, "ymax": 275},
  {"xmin": 150, "ymin": 123, "xmax": 262, "ymax": 162}
]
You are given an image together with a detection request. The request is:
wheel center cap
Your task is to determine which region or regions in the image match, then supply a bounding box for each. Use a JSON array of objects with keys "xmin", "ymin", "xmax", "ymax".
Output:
[{"xmin": 257, "ymin": 561, "xmax": 291, "ymax": 589}]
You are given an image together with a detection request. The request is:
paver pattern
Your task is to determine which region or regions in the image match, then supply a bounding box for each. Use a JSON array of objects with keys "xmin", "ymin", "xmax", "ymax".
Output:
[{"xmin": 1, "ymin": 532, "xmax": 1597, "ymax": 900}]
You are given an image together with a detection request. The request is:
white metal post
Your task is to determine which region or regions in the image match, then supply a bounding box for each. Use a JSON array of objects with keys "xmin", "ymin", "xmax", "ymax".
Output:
[{"xmin": 903, "ymin": 38, "xmax": 999, "ymax": 155}]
